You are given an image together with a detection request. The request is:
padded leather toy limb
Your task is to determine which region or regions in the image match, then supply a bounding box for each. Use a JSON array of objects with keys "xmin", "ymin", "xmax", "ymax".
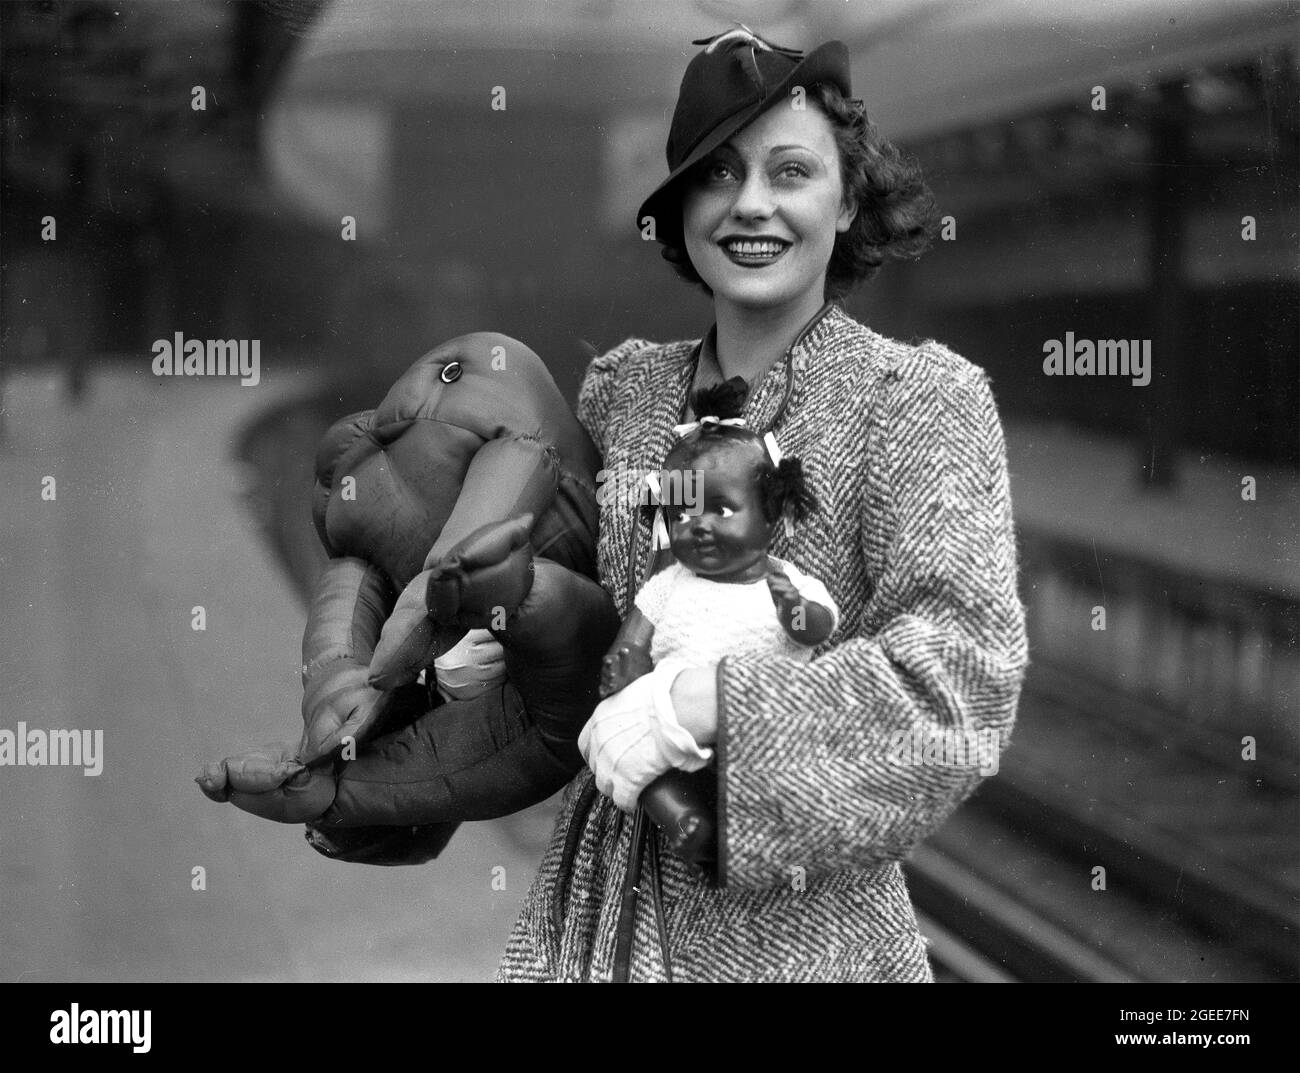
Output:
[
  {"xmin": 368, "ymin": 432, "xmax": 562, "ymax": 689},
  {"xmin": 423, "ymin": 513, "xmax": 536, "ymax": 626},
  {"xmin": 197, "ymin": 556, "xmax": 398, "ymax": 821},
  {"xmin": 304, "ymin": 819, "xmax": 459, "ymax": 866},
  {"xmin": 298, "ymin": 557, "xmax": 398, "ymax": 763},
  {"xmin": 317, "ymin": 557, "xmax": 619, "ymax": 826},
  {"xmin": 195, "ymin": 741, "xmax": 337, "ymax": 823}
]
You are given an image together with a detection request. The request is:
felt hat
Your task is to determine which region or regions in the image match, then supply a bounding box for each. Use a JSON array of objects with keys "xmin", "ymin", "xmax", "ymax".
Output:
[{"xmin": 636, "ymin": 27, "xmax": 852, "ymax": 240}]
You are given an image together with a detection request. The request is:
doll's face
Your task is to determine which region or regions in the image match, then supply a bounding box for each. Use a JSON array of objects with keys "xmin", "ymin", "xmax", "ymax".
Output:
[{"xmin": 665, "ymin": 448, "xmax": 774, "ymax": 581}]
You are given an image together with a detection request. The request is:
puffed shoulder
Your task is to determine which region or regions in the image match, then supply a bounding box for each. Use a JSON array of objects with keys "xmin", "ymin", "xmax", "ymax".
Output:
[
  {"xmin": 575, "ymin": 336, "xmax": 656, "ymax": 452},
  {"xmin": 584, "ymin": 336, "xmax": 656, "ymax": 377},
  {"xmin": 815, "ymin": 308, "xmax": 990, "ymax": 400},
  {"xmin": 906, "ymin": 338, "xmax": 992, "ymax": 392},
  {"xmin": 866, "ymin": 336, "xmax": 1004, "ymax": 457}
]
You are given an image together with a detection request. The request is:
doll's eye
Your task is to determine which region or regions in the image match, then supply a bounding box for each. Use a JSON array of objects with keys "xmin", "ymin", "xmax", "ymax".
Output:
[
  {"xmin": 672, "ymin": 509, "xmax": 691, "ymax": 524},
  {"xmin": 718, "ymin": 505, "xmax": 734, "ymax": 518}
]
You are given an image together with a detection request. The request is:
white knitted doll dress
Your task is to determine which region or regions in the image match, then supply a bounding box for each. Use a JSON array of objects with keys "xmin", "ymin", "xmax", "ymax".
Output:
[{"xmin": 634, "ymin": 557, "xmax": 840, "ymax": 668}]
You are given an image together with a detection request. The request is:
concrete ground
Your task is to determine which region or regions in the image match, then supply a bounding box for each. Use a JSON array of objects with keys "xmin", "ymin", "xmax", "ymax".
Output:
[{"xmin": 0, "ymin": 363, "xmax": 554, "ymax": 982}]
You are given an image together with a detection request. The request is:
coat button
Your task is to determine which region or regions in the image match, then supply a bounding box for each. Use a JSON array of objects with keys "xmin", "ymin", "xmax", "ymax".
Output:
[{"xmin": 440, "ymin": 362, "xmax": 462, "ymax": 383}]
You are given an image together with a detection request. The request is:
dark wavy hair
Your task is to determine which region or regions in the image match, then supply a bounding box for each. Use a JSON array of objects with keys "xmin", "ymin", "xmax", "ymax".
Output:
[{"xmin": 658, "ymin": 82, "xmax": 940, "ymax": 300}]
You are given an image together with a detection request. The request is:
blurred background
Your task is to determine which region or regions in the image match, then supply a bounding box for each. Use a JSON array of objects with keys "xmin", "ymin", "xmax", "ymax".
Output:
[{"xmin": 0, "ymin": 0, "xmax": 1296, "ymax": 982}]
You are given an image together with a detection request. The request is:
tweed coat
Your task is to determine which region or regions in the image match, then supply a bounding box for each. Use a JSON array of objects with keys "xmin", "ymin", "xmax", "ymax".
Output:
[{"xmin": 497, "ymin": 302, "xmax": 1028, "ymax": 982}]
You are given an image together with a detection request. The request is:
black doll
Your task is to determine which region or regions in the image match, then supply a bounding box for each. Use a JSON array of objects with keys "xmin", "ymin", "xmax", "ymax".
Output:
[{"xmin": 599, "ymin": 378, "xmax": 840, "ymax": 864}]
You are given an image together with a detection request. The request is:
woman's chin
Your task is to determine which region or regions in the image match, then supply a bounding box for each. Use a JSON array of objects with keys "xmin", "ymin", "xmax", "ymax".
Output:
[
  {"xmin": 713, "ymin": 279, "xmax": 793, "ymax": 310},
  {"xmin": 703, "ymin": 267, "xmax": 818, "ymax": 313}
]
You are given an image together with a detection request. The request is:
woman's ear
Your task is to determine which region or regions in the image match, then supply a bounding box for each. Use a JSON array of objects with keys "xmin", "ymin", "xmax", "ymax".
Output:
[{"xmin": 836, "ymin": 195, "xmax": 858, "ymax": 234}]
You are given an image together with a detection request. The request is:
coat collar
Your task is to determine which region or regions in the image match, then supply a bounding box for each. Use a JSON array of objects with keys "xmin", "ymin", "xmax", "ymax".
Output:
[
  {"xmin": 625, "ymin": 300, "xmax": 848, "ymax": 481},
  {"xmin": 684, "ymin": 299, "xmax": 843, "ymax": 432}
]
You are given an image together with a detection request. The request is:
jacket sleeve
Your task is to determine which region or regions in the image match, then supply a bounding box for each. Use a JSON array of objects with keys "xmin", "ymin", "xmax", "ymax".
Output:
[
  {"xmin": 714, "ymin": 344, "xmax": 1029, "ymax": 890},
  {"xmin": 575, "ymin": 337, "xmax": 650, "ymax": 457}
]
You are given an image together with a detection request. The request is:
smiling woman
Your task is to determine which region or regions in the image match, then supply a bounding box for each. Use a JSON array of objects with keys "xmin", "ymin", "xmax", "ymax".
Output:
[
  {"xmin": 657, "ymin": 82, "xmax": 938, "ymax": 301},
  {"xmin": 496, "ymin": 27, "xmax": 1029, "ymax": 983}
]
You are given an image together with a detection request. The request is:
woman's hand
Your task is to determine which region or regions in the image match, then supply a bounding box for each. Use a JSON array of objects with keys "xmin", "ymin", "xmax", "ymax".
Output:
[
  {"xmin": 668, "ymin": 666, "xmax": 720, "ymax": 746},
  {"xmin": 579, "ymin": 660, "xmax": 713, "ymax": 811},
  {"xmin": 433, "ymin": 628, "xmax": 507, "ymax": 702}
]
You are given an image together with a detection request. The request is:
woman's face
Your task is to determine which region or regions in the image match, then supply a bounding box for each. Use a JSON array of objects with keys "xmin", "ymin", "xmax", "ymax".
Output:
[{"xmin": 681, "ymin": 102, "xmax": 856, "ymax": 313}]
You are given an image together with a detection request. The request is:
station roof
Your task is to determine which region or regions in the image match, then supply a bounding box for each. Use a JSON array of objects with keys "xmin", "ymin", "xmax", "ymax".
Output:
[{"xmin": 277, "ymin": 0, "xmax": 1297, "ymax": 136}]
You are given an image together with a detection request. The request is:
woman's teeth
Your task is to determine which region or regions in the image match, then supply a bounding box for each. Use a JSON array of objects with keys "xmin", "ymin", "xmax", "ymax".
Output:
[{"xmin": 723, "ymin": 239, "xmax": 789, "ymax": 262}]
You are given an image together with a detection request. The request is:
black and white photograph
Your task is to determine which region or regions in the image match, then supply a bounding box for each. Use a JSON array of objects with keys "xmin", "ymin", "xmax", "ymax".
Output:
[{"xmin": 0, "ymin": 0, "xmax": 1296, "ymax": 1036}]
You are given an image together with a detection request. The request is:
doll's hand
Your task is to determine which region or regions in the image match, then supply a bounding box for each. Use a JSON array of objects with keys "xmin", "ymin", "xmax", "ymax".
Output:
[
  {"xmin": 766, "ymin": 562, "xmax": 802, "ymax": 616},
  {"xmin": 599, "ymin": 644, "xmax": 654, "ymax": 698},
  {"xmin": 767, "ymin": 562, "xmax": 836, "ymax": 647}
]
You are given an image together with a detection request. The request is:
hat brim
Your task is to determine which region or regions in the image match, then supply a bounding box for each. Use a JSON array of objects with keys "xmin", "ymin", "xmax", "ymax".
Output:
[{"xmin": 636, "ymin": 40, "xmax": 851, "ymax": 239}]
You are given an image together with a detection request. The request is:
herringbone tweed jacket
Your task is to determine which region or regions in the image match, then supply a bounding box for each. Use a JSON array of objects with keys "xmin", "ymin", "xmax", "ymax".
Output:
[{"xmin": 497, "ymin": 302, "xmax": 1028, "ymax": 982}]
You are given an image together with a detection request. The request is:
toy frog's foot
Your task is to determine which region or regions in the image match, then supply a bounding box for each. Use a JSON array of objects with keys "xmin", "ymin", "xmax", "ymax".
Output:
[
  {"xmin": 196, "ymin": 742, "xmax": 337, "ymax": 824},
  {"xmin": 424, "ymin": 513, "xmax": 535, "ymax": 625},
  {"xmin": 368, "ymin": 514, "xmax": 535, "ymax": 691}
]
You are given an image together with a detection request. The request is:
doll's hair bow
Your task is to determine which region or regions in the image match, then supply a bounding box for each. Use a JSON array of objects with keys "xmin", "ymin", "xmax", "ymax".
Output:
[
  {"xmin": 671, "ymin": 414, "xmax": 746, "ymax": 438},
  {"xmin": 672, "ymin": 414, "xmax": 785, "ymax": 469}
]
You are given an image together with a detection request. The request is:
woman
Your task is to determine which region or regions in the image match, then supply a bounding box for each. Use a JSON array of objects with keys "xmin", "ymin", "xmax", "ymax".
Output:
[{"xmin": 496, "ymin": 29, "xmax": 1028, "ymax": 983}]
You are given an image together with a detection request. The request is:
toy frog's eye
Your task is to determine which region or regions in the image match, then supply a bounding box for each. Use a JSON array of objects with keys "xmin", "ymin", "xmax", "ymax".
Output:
[{"xmin": 440, "ymin": 362, "xmax": 462, "ymax": 383}]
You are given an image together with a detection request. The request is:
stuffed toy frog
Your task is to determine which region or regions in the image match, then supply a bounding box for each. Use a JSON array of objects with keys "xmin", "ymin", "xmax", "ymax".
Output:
[{"xmin": 196, "ymin": 333, "xmax": 620, "ymax": 864}]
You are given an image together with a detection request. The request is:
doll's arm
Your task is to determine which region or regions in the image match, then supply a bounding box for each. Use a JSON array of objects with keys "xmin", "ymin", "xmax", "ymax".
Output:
[
  {"xmin": 766, "ymin": 560, "xmax": 836, "ymax": 648},
  {"xmin": 599, "ymin": 606, "xmax": 656, "ymax": 698}
]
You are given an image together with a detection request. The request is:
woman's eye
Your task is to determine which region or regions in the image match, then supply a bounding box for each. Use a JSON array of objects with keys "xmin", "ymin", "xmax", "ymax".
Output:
[
  {"xmin": 703, "ymin": 161, "xmax": 737, "ymax": 183},
  {"xmin": 719, "ymin": 506, "xmax": 735, "ymax": 518},
  {"xmin": 673, "ymin": 509, "xmax": 691, "ymax": 524},
  {"xmin": 775, "ymin": 161, "xmax": 810, "ymax": 180}
]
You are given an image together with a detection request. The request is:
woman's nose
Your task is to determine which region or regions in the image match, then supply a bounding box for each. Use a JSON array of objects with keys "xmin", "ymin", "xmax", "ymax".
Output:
[{"xmin": 730, "ymin": 172, "xmax": 774, "ymax": 221}]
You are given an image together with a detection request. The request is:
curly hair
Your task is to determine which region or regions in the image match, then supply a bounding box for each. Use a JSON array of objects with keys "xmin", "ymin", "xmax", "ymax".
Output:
[{"xmin": 658, "ymin": 82, "xmax": 940, "ymax": 300}]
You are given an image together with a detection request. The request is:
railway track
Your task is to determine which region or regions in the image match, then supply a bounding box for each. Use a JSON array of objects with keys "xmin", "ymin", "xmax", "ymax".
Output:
[{"xmin": 907, "ymin": 662, "xmax": 1298, "ymax": 982}]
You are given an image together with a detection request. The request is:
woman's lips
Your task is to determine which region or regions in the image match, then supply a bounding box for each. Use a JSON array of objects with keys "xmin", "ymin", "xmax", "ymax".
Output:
[{"xmin": 719, "ymin": 237, "xmax": 791, "ymax": 267}]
